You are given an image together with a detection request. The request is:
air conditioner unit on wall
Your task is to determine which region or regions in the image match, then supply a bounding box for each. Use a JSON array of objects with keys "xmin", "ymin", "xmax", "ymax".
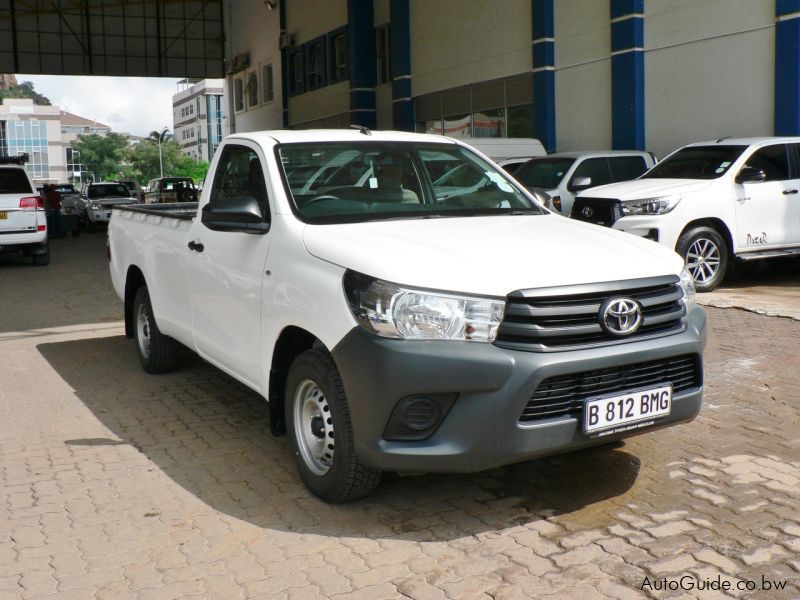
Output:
[
  {"xmin": 279, "ymin": 33, "xmax": 294, "ymax": 50},
  {"xmin": 226, "ymin": 53, "xmax": 251, "ymax": 74}
]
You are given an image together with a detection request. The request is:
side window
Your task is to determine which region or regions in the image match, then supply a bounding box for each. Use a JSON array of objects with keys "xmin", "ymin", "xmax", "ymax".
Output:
[
  {"xmin": 571, "ymin": 158, "xmax": 612, "ymax": 188},
  {"xmin": 209, "ymin": 145, "xmax": 269, "ymax": 217},
  {"xmin": 746, "ymin": 145, "xmax": 790, "ymax": 181},
  {"xmin": 609, "ymin": 156, "xmax": 648, "ymax": 181}
]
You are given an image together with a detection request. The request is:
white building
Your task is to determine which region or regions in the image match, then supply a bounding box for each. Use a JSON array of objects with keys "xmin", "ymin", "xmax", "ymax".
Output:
[
  {"xmin": 0, "ymin": 98, "xmax": 67, "ymax": 183},
  {"xmin": 172, "ymin": 78, "xmax": 226, "ymax": 162},
  {"xmin": 222, "ymin": 0, "xmax": 799, "ymax": 159}
]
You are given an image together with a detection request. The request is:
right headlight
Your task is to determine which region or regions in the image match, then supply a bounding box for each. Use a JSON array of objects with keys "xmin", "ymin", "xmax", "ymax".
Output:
[
  {"xmin": 343, "ymin": 270, "xmax": 505, "ymax": 342},
  {"xmin": 621, "ymin": 195, "xmax": 681, "ymax": 216},
  {"xmin": 678, "ymin": 266, "xmax": 696, "ymax": 305},
  {"xmin": 89, "ymin": 202, "xmax": 101, "ymax": 210}
]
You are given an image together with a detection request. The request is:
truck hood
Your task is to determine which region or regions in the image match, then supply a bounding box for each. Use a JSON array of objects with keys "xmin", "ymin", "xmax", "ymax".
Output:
[
  {"xmin": 580, "ymin": 178, "xmax": 713, "ymax": 200},
  {"xmin": 302, "ymin": 215, "xmax": 684, "ymax": 297}
]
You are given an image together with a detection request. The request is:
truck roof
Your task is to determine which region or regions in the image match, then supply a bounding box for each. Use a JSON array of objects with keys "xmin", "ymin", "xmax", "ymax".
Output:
[
  {"xmin": 228, "ymin": 129, "xmax": 459, "ymax": 147},
  {"xmin": 686, "ymin": 136, "xmax": 800, "ymax": 147}
]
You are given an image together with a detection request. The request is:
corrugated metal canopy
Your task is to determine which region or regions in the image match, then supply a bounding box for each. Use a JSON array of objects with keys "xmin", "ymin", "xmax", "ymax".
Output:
[{"xmin": 0, "ymin": 0, "xmax": 224, "ymax": 78}]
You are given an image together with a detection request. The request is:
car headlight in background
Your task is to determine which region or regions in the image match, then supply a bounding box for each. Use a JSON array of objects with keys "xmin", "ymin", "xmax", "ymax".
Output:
[
  {"xmin": 89, "ymin": 202, "xmax": 101, "ymax": 210},
  {"xmin": 678, "ymin": 266, "xmax": 695, "ymax": 305},
  {"xmin": 343, "ymin": 270, "xmax": 505, "ymax": 342},
  {"xmin": 621, "ymin": 195, "xmax": 681, "ymax": 216}
]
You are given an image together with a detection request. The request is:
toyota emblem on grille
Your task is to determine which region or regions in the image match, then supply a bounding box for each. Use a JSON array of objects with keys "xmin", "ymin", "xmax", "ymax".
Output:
[
  {"xmin": 581, "ymin": 206, "xmax": 594, "ymax": 218},
  {"xmin": 599, "ymin": 298, "xmax": 643, "ymax": 336}
]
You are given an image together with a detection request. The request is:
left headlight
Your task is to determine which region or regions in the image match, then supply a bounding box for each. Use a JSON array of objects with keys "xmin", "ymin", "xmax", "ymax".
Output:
[
  {"xmin": 89, "ymin": 202, "xmax": 101, "ymax": 210},
  {"xmin": 621, "ymin": 195, "xmax": 681, "ymax": 216},
  {"xmin": 343, "ymin": 270, "xmax": 505, "ymax": 342},
  {"xmin": 678, "ymin": 266, "xmax": 695, "ymax": 305}
]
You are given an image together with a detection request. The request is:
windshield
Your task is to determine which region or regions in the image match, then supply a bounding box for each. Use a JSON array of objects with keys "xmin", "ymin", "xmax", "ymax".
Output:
[
  {"xmin": 88, "ymin": 184, "xmax": 130, "ymax": 198},
  {"xmin": 513, "ymin": 158, "xmax": 576, "ymax": 189},
  {"xmin": 642, "ymin": 145, "xmax": 747, "ymax": 179},
  {"xmin": 277, "ymin": 142, "xmax": 542, "ymax": 223}
]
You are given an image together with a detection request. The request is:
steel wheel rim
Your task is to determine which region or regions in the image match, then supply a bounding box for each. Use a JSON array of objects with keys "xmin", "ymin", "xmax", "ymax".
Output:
[
  {"xmin": 136, "ymin": 303, "xmax": 152, "ymax": 359},
  {"xmin": 293, "ymin": 379, "xmax": 334, "ymax": 476},
  {"xmin": 686, "ymin": 238, "xmax": 721, "ymax": 284}
]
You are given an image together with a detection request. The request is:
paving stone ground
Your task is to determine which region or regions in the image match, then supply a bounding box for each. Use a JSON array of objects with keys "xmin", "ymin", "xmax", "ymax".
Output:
[{"xmin": 1, "ymin": 234, "xmax": 799, "ymax": 599}]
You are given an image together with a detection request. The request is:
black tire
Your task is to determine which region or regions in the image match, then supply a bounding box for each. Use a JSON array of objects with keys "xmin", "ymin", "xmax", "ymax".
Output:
[
  {"xmin": 133, "ymin": 287, "xmax": 179, "ymax": 374},
  {"xmin": 675, "ymin": 226, "xmax": 729, "ymax": 292},
  {"xmin": 32, "ymin": 245, "xmax": 50, "ymax": 266},
  {"xmin": 86, "ymin": 219, "xmax": 97, "ymax": 233},
  {"xmin": 285, "ymin": 349, "xmax": 381, "ymax": 503}
]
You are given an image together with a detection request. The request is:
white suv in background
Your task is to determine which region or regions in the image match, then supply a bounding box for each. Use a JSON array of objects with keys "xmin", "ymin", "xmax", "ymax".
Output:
[
  {"xmin": 0, "ymin": 157, "xmax": 49, "ymax": 266},
  {"xmin": 570, "ymin": 138, "xmax": 800, "ymax": 291},
  {"xmin": 512, "ymin": 151, "xmax": 656, "ymax": 216}
]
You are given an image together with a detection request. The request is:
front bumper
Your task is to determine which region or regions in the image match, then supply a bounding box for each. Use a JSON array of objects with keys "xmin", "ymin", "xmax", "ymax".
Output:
[
  {"xmin": 331, "ymin": 305, "xmax": 707, "ymax": 472},
  {"xmin": 89, "ymin": 209, "xmax": 113, "ymax": 223}
]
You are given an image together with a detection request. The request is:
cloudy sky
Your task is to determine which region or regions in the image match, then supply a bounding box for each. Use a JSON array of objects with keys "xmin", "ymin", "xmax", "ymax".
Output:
[{"xmin": 19, "ymin": 74, "xmax": 183, "ymax": 137}]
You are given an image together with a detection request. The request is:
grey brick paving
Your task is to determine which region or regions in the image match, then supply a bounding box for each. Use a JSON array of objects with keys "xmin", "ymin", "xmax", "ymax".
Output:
[{"xmin": 1, "ymin": 235, "xmax": 799, "ymax": 599}]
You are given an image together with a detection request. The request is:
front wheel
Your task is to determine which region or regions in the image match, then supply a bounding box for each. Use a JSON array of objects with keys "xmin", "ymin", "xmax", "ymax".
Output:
[
  {"xmin": 285, "ymin": 349, "xmax": 381, "ymax": 503},
  {"xmin": 133, "ymin": 287, "xmax": 179, "ymax": 374},
  {"xmin": 676, "ymin": 226, "xmax": 729, "ymax": 292}
]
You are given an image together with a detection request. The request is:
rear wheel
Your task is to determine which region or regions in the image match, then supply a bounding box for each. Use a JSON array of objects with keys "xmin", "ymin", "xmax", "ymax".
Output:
[
  {"xmin": 286, "ymin": 349, "xmax": 381, "ymax": 503},
  {"xmin": 676, "ymin": 226, "xmax": 728, "ymax": 292},
  {"xmin": 133, "ymin": 287, "xmax": 179, "ymax": 374},
  {"xmin": 32, "ymin": 244, "xmax": 50, "ymax": 266}
]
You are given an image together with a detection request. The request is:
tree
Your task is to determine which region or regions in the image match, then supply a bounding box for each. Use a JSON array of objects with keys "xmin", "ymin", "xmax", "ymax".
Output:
[
  {"xmin": 71, "ymin": 133, "xmax": 128, "ymax": 182},
  {"xmin": 123, "ymin": 138, "xmax": 209, "ymax": 184},
  {"xmin": 0, "ymin": 81, "xmax": 51, "ymax": 105}
]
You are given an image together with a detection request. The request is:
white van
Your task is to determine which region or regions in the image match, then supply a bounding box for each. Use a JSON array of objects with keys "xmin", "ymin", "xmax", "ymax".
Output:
[{"xmin": 457, "ymin": 137, "xmax": 547, "ymax": 162}]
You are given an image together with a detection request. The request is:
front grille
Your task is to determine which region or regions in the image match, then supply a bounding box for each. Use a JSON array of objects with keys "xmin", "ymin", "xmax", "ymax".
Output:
[
  {"xmin": 520, "ymin": 354, "xmax": 701, "ymax": 422},
  {"xmin": 495, "ymin": 276, "xmax": 686, "ymax": 352},
  {"xmin": 571, "ymin": 197, "xmax": 622, "ymax": 226}
]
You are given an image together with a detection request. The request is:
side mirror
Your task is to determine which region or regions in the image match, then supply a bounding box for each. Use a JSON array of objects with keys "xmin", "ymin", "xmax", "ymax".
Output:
[
  {"xmin": 736, "ymin": 166, "xmax": 767, "ymax": 184},
  {"xmin": 201, "ymin": 196, "xmax": 270, "ymax": 234},
  {"xmin": 568, "ymin": 176, "xmax": 592, "ymax": 192}
]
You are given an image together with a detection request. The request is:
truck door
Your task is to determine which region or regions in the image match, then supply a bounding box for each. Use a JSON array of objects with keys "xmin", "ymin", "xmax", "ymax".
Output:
[
  {"xmin": 734, "ymin": 144, "xmax": 794, "ymax": 249},
  {"xmin": 186, "ymin": 142, "xmax": 272, "ymax": 388}
]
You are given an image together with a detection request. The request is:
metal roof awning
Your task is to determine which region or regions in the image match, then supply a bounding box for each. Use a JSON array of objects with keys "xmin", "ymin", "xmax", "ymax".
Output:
[{"xmin": 0, "ymin": 0, "xmax": 224, "ymax": 78}]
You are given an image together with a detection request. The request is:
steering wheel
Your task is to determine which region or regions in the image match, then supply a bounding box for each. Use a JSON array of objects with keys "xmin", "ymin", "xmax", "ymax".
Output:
[{"xmin": 302, "ymin": 194, "xmax": 342, "ymax": 208}]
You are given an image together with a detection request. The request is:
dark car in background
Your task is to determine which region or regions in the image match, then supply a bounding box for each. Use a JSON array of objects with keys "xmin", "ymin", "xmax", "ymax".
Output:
[{"xmin": 143, "ymin": 177, "xmax": 197, "ymax": 204}]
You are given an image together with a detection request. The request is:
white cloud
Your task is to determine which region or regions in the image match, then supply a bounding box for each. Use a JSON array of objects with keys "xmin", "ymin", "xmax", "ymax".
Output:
[{"xmin": 17, "ymin": 74, "xmax": 181, "ymax": 137}]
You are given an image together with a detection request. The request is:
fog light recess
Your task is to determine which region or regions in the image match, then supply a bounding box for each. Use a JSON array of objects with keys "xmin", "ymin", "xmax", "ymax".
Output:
[{"xmin": 383, "ymin": 394, "xmax": 457, "ymax": 441}]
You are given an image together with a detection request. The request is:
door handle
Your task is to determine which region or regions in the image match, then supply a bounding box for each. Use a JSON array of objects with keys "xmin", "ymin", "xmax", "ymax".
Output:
[
  {"xmin": 783, "ymin": 189, "xmax": 798, "ymax": 195},
  {"xmin": 188, "ymin": 240, "xmax": 204, "ymax": 252}
]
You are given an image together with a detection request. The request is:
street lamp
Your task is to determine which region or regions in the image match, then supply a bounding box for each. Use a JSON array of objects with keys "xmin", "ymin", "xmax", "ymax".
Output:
[{"xmin": 156, "ymin": 127, "xmax": 171, "ymax": 178}]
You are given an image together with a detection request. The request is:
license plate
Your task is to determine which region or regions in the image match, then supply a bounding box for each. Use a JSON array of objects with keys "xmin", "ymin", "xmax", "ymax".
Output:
[
  {"xmin": 584, "ymin": 385, "xmax": 672, "ymax": 434},
  {"xmin": 0, "ymin": 212, "xmax": 7, "ymax": 219}
]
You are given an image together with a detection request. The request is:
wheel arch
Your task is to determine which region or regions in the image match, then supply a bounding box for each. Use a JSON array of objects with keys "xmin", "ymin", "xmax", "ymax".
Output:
[
  {"xmin": 124, "ymin": 265, "xmax": 147, "ymax": 339},
  {"xmin": 268, "ymin": 326, "xmax": 324, "ymax": 436}
]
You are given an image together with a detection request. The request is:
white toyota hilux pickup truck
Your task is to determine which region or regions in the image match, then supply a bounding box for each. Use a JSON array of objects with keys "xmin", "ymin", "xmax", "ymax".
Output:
[
  {"xmin": 570, "ymin": 137, "xmax": 800, "ymax": 291},
  {"xmin": 109, "ymin": 129, "xmax": 706, "ymax": 502}
]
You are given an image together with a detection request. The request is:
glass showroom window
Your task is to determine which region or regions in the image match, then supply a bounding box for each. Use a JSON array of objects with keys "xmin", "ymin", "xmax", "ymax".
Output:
[
  {"xmin": 234, "ymin": 77, "xmax": 245, "ymax": 111},
  {"xmin": 306, "ymin": 39, "xmax": 326, "ymax": 90},
  {"xmin": 376, "ymin": 25, "xmax": 390, "ymax": 84},
  {"xmin": 288, "ymin": 48, "xmax": 305, "ymax": 95},
  {"xmin": 263, "ymin": 64, "xmax": 274, "ymax": 102},
  {"xmin": 247, "ymin": 71, "xmax": 259, "ymax": 108},
  {"xmin": 329, "ymin": 29, "xmax": 348, "ymax": 83}
]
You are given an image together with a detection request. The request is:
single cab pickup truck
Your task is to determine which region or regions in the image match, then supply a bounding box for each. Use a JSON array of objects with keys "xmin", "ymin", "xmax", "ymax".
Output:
[{"xmin": 109, "ymin": 130, "xmax": 707, "ymax": 502}]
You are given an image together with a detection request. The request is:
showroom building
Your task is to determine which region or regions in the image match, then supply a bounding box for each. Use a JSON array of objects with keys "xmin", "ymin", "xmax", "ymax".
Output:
[{"xmin": 223, "ymin": 0, "xmax": 799, "ymax": 157}]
